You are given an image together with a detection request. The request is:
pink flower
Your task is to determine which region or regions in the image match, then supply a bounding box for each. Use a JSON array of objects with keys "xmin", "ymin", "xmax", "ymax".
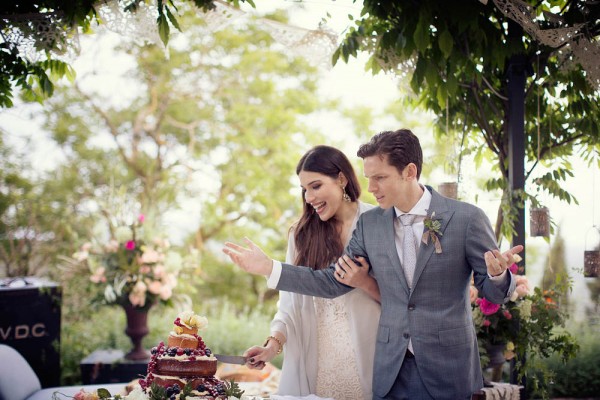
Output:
[
  {"xmin": 138, "ymin": 214, "xmax": 145, "ymax": 223},
  {"xmin": 140, "ymin": 248, "xmax": 160, "ymax": 264},
  {"xmin": 153, "ymin": 237, "xmax": 169, "ymax": 248},
  {"xmin": 129, "ymin": 281, "xmax": 147, "ymax": 307},
  {"xmin": 159, "ymin": 285, "xmax": 173, "ymax": 300},
  {"xmin": 139, "ymin": 265, "xmax": 151, "ymax": 274},
  {"xmin": 479, "ymin": 297, "xmax": 501, "ymax": 315},
  {"xmin": 147, "ymin": 280, "xmax": 163, "ymax": 295},
  {"xmin": 129, "ymin": 292, "xmax": 146, "ymax": 307},
  {"xmin": 125, "ymin": 240, "xmax": 136, "ymax": 250},
  {"xmin": 503, "ymin": 310, "xmax": 512, "ymax": 319},
  {"xmin": 90, "ymin": 267, "xmax": 106, "ymax": 283},
  {"xmin": 105, "ymin": 239, "xmax": 119, "ymax": 253},
  {"xmin": 153, "ymin": 264, "xmax": 165, "ymax": 279},
  {"xmin": 482, "ymin": 319, "xmax": 491, "ymax": 327},
  {"xmin": 509, "ymin": 263, "xmax": 519, "ymax": 274},
  {"xmin": 73, "ymin": 251, "xmax": 89, "ymax": 262},
  {"xmin": 73, "ymin": 389, "xmax": 99, "ymax": 400}
]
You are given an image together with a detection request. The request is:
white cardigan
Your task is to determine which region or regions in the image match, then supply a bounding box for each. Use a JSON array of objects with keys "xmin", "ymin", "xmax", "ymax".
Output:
[{"xmin": 270, "ymin": 202, "xmax": 381, "ymax": 399}]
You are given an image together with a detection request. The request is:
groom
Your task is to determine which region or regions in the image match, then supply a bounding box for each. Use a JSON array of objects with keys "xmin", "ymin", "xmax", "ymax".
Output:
[{"xmin": 224, "ymin": 129, "xmax": 519, "ymax": 400}]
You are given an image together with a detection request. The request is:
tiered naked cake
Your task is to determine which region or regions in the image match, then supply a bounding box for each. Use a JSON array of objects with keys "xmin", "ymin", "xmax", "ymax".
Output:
[{"xmin": 139, "ymin": 311, "xmax": 229, "ymax": 399}]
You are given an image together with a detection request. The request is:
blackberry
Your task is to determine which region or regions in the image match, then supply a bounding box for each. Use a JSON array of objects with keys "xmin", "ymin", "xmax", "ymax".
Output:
[
  {"xmin": 197, "ymin": 384, "xmax": 206, "ymax": 392},
  {"xmin": 204, "ymin": 348, "xmax": 212, "ymax": 356},
  {"xmin": 167, "ymin": 347, "xmax": 177, "ymax": 357}
]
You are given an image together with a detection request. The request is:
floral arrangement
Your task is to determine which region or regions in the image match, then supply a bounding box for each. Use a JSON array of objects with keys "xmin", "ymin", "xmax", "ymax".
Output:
[
  {"xmin": 72, "ymin": 214, "xmax": 184, "ymax": 310},
  {"xmin": 470, "ymin": 255, "xmax": 579, "ymax": 398}
]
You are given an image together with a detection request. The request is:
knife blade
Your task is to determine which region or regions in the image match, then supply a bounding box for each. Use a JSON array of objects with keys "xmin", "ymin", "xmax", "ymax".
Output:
[{"xmin": 214, "ymin": 354, "xmax": 247, "ymax": 365}]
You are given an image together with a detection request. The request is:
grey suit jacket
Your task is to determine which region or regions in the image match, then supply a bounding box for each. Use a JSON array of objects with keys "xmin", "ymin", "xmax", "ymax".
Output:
[{"xmin": 276, "ymin": 188, "xmax": 516, "ymax": 399}]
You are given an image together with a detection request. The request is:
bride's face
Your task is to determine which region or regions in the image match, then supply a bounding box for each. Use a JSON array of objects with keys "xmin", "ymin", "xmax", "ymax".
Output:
[{"xmin": 299, "ymin": 170, "xmax": 345, "ymax": 222}]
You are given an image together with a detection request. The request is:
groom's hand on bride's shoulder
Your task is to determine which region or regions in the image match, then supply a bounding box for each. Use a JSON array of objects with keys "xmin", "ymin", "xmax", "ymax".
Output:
[{"xmin": 222, "ymin": 237, "xmax": 274, "ymax": 276}]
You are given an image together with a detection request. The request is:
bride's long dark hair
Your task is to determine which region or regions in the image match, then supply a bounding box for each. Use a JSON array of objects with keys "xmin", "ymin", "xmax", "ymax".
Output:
[{"xmin": 293, "ymin": 146, "xmax": 361, "ymax": 270}]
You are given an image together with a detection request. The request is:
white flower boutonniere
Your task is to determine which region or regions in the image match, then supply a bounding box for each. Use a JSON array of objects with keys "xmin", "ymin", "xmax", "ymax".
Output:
[{"xmin": 422, "ymin": 212, "xmax": 443, "ymax": 254}]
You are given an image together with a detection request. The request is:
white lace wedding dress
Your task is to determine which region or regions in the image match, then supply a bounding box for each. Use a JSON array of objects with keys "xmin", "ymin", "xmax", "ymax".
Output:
[{"xmin": 314, "ymin": 296, "xmax": 365, "ymax": 400}]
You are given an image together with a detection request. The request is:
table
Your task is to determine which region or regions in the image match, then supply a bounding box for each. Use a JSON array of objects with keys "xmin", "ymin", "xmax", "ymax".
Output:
[{"xmin": 80, "ymin": 349, "xmax": 148, "ymax": 384}]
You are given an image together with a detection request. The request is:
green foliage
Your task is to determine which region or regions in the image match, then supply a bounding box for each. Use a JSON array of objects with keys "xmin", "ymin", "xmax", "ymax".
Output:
[
  {"xmin": 179, "ymin": 383, "xmax": 194, "ymax": 400},
  {"xmin": 338, "ymin": 0, "xmax": 600, "ymax": 242},
  {"xmin": 60, "ymin": 307, "xmax": 133, "ymax": 385},
  {"xmin": 543, "ymin": 323, "xmax": 600, "ymax": 398},
  {"xmin": 149, "ymin": 382, "xmax": 169, "ymax": 400},
  {"xmin": 541, "ymin": 228, "xmax": 569, "ymax": 307},
  {"xmin": 511, "ymin": 276, "xmax": 579, "ymax": 399},
  {"xmin": 473, "ymin": 271, "xmax": 579, "ymax": 399},
  {"xmin": 223, "ymin": 380, "xmax": 245, "ymax": 398},
  {"xmin": 0, "ymin": 0, "xmax": 257, "ymax": 107},
  {"xmin": 0, "ymin": 137, "xmax": 77, "ymax": 277}
]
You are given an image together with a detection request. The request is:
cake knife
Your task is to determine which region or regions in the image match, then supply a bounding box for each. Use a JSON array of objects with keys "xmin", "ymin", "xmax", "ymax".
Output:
[{"xmin": 214, "ymin": 354, "xmax": 247, "ymax": 365}]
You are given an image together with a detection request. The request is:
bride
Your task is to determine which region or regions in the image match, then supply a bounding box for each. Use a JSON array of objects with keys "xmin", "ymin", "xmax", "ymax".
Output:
[{"xmin": 242, "ymin": 145, "xmax": 381, "ymax": 400}]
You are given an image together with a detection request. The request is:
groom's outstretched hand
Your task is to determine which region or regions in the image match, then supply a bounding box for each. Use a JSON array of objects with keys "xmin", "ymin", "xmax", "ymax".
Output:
[
  {"xmin": 484, "ymin": 245, "xmax": 524, "ymax": 277},
  {"xmin": 222, "ymin": 238, "xmax": 274, "ymax": 277}
]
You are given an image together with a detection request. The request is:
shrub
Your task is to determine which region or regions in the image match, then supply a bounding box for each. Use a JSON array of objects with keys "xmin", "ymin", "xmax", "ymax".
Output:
[{"xmin": 545, "ymin": 323, "xmax": 600, "ymax": 398}]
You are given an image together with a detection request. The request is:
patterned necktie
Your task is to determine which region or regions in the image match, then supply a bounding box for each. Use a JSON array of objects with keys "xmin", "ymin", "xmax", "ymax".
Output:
[{"xmin": 400, "ymin": 214, "xmax": 417, "ymax": 288}]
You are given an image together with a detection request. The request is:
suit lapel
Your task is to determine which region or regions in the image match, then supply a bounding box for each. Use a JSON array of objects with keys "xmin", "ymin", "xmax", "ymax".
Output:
[
  {"xmin": 380, "ymin": 207, "xmax": 411, "ymax": 296},
  {"xmin": 412, "ymin": 189, "xmax": 455, "ymax": 290}
]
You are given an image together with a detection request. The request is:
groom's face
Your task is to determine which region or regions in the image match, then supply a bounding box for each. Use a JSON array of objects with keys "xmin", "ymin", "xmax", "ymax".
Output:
[{"xmin": 363, "ymin": 154, "xmax": 408, "ymax": 210}]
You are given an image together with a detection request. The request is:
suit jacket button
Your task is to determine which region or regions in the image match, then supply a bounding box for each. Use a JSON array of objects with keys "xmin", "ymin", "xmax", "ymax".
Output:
[
  {"xmin": 408, "ymin": 304, "xmax": 415, "ymax": 310},
  {"xmin": 403, "ymin": 333, "xmax": 410, "ymax": 339}
]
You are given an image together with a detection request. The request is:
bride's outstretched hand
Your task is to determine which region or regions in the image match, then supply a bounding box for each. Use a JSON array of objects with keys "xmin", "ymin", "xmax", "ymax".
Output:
[{"xmin": 222, "ymin": 238, "xmax": 274, "ymax": 276}]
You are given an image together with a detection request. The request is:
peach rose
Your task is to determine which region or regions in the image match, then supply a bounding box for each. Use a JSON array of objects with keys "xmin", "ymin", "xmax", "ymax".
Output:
[
  {"xmin": 147, "ymin": 280, "xmax": 163, "ymax": 295},
  {"xmin": 90, "ymin": 267, "xmax": 106, "ymax": 283},
  {"xmin": 140, "ymin": 248, "xmax": 160, "ymax": 264}
]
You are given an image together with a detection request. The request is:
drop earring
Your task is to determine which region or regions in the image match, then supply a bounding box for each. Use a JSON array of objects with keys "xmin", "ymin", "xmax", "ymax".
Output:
[{"xmin": 342, "ymin": 186, "xmax": 351, "ymax": 202}]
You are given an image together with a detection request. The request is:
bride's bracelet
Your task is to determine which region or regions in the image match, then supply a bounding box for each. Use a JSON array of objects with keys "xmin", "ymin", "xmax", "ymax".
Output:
[{"xmin": 263, "ymin": 335, "xmax": 283, "ymax": 355}]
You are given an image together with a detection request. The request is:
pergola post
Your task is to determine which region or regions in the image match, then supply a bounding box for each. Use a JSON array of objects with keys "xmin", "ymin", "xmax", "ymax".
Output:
[
  {"xmin": 506, "ymin": 19, "xmax": 529, "ymax": 392},
  {"xmin": 507, "ymin": 51, "xmax": 527, "ymax": 269}
]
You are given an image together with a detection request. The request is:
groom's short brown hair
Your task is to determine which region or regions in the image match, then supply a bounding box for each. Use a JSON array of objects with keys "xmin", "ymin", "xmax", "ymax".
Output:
[{"xmin": 357, "ymin": 129, "xmax": 423, "ymax": 179}]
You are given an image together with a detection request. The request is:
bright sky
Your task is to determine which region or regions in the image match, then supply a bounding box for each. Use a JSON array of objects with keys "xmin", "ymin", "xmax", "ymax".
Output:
[{"xmin": 0, "ymin": 0, "xmax": 598, "ymax": 319}]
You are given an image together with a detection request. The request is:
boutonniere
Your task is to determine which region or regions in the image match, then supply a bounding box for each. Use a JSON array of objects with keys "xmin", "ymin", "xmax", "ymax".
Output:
[{"xmin": 422, "ymin": 212, "xmax": 443, "ymax": 254}]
